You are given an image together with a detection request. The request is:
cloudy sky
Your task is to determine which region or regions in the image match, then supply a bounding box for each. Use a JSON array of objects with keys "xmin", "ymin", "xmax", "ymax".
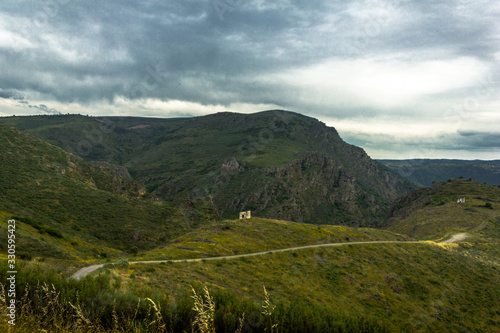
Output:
[{"xmin": 0, "ymin": 0, "xmax": 499, "ymax": 159}]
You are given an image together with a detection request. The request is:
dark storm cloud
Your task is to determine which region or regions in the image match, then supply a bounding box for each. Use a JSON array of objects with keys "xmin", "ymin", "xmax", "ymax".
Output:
[
  {"xmin": 457, "ymin": 130, "xmax": 500, "ymax": 149},
  {"xmin": 1, "ymin": 0, "xmax": 498, "ymax": 107},
  {"xmin": 0, "ymin": 1, "xmax": 499, "ymax": 158},
  {"xmin": 342, "ymin": 129, "xmax": 500, "ymax": 159},
  {"xmin": 0, "ymin": 89, "xmax": 26, "ymax": 101},
  {"xmin": 28, "ymin": 104, "xmax": 61, "ymax": 115}
]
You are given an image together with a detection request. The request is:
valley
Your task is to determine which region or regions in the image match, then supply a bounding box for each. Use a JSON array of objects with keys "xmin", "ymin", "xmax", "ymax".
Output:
[{"xmin": 0, "ymin": 112, "xmax": 499, "ymax": 332}]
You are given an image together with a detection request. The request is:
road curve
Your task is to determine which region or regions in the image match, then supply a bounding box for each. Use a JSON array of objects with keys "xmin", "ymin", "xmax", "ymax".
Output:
[
  {"xmin": 71, "ymin": 264, "xmax": 106, "ymax": 280},
  {"xmin": 70, "ymin": 240, "xmax": 423, "ymax": 280},
  {"xmin": 439, "ymin": 233, "xmax": 468, "ymax": 244}
]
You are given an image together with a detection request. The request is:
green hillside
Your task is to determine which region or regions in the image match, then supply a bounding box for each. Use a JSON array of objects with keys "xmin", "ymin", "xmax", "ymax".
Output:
[
  {"xmin": 386, "ymin": 179, "xmax": 500, "ymax": 240},
  {"xmin": 0, "ymin": 122, "xmax": 217, "ymax": 260},
  {"xmin": 1, "ymin": 117, "xmax": 499, "ymax": 332},
  {"xmin": 0, "ymin": 112, "xmax": 416, "ymax": 227},
  {"xmin": 2, "ymin": 216, "xmax": 498, "ymax": 332},
  {"xmin": 135, "ymin": 217, "xmax": 409, "ymax": 261}
]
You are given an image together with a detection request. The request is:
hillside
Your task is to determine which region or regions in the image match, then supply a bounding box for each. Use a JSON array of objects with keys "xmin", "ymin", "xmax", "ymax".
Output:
[
  {"xmin": 0, "ymin": 123, "xmax": 217, "ymax": 260},
  {"xmin": 386, "ymin": 179, "xmax": 500, "ymax": 239},
  {"xmin": 74, "ymin": 183, "xmax": 499, "ymax": 332},
  {"xmin": 379, "ymin": 159, "xmax": 500, "ymax": 187},
  {"xmin": 385, "ymin": 179, "xmax": 500, "ymax": 267},
  {"xmin": 3, "ymin": 217, "xmax": 497, "ymax": 332},
  {"xmin": 0, "ymin": 111, "xmax": 416, "ymax": 227}
]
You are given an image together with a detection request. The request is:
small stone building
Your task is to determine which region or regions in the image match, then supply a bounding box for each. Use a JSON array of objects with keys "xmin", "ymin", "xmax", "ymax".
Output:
[{"xmin": 239, "ymin": 210, "xmax": 251, "ymax": 219}]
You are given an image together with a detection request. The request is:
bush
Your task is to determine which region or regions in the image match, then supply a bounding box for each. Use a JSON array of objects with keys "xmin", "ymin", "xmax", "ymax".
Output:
[
  {"xmin": 44, "ymin": 227, "xmax": 63, "ymax": 238},
  {"xmin": 13, "ymin": 216, "xmax": 43, "ymax": 230},
  {"xmin": 115, "ymin": 259, "xmax": 129, "ymax": 268},
  {"xmin": 129, "ymin": 246, "xmax": 139, "ymax": 255}
]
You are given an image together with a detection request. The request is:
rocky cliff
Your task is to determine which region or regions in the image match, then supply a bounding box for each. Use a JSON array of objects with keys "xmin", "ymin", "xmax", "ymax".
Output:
[{"xmin": 0, "ymin": 111, "xmax": 416, "ymax": 227}]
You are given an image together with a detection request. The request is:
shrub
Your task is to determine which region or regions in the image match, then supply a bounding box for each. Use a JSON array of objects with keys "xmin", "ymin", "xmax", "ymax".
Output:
[
  {"xmin": 44, "ymin": 227, "xmax": 63, "ymax": 238},
  {"xmin": 115, "ymin": 259, "xmax": 129, "ymax": 268}
]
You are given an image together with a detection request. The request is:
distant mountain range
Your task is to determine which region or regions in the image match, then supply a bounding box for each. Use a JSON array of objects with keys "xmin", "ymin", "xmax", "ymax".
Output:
[
  {"xmin": 0, "ymin": 111, "xmax": 415, "ymax": 227},
  {"xmin": 379, "ymin": 159, "xmax": 500, "ymax": 187}
]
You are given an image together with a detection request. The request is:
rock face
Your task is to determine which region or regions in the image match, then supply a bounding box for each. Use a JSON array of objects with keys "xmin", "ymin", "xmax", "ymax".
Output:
[
  {"xmin": 220, "ymin": 158, "xmax": 242, "ymax": 174},
  {"xmin": 191, "ymin": 152, "xmax": 411, "ymax": 227},
  {"xmin": 149, "ymin": 111, "xmax": 415, "ymax": 227},
  {"xmin": 0, "ymin": 110, "xmax": 416, "ymax": 227}
]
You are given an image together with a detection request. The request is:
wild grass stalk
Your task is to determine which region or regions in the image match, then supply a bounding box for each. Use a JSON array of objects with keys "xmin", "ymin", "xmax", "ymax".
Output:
[
  {"xmin": 145, "ymin": 298, "xmax": 167, "ymax": 332},
  {"xmin": 262, "ymin": 286, "xmax": 278, "ymax": 333},
  {"xmin": 191, "ymin": 286, "xmax": 216, "ymax": 333}
]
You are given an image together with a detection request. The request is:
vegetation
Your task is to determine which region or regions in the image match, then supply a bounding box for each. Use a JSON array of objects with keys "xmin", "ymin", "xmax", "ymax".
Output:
[
  {"xmin": 1, "ymin": 116, "xmax": 499, "ymax": 332},
  {"xmin": 386, "ymin": 178, "xmax": 500, "ymax": 240},
  {"xmin": 0, "ymin": 112, "xmax": 415, "ymax": 226},
  {"xmin": 0, "ymin": 123, "xmax": 218, "ymax": 260},
  {"xmin": 1, "ymin": 236, "xmax": 498, "ymax": 332},
  {"xmin": 136, "ymin": 218, "xmax": 408, "ymax": 261}
]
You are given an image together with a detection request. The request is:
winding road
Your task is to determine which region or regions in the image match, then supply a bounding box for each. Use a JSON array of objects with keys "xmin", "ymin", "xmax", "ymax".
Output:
[
  {"xmin": 72, "ymin": 231, "xmax": 474, "ymax": 281},
  {"xmin": 71, "ymin": 239, "xmax": 426, "ymax": 280}
]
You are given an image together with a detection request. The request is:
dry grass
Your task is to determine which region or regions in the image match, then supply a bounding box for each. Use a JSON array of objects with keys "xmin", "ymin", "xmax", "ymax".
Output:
[
  {"xmin": 262, "ymin": 286, "xmax": 278, "ymax": 333},
  {"xmin": 145, "ymin": 298, "xmax": 167, "ymax": 332},
  {"xmin": 191, "ymin": 286, "xmax": 216, "ymax": 333}
]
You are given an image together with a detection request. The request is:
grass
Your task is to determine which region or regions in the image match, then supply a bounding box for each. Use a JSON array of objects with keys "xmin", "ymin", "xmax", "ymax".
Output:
[
  {"xmin": 386, "ymin": 179, "xmax": 500, "ymax": 240},
  {"xmin": 1, "ymin": 209, "xmax": 499, "ymax": 332},
  {"xmin": 0, "ymin": 259, "xmax": 395, "ymax": 332},
  {"xmin": 0, "ymin": 112, "xmax": 416, "ymax": 226},
  {"xmin": 92, "ymin": 241, "xmax": 499, "ymax": 332},
  {"xmin": 133, "ymin": 218, "xmax": 409, "ymax": 261},
  {"xmin": 0, "ymin": 123, "xmax": 218, "ymax": 260}
]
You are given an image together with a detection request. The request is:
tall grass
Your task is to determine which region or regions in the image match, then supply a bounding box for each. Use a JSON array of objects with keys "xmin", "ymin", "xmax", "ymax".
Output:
[
  {"xmin": 0, "ymin": 276, "xmax": 392, "ymax": 333},
  {"xmin": 191, "ymin": 286, "xmax": 216, "ymax": 333}
]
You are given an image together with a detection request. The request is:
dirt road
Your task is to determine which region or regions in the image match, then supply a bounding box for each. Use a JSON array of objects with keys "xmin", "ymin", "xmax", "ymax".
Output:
[
  {"xmin": 70, "ymin": 240, "xmax": 422, "ymax": 280},
  {"xmin": 439, "ymin": 233, "xmax": 468, "ymax": 244}
]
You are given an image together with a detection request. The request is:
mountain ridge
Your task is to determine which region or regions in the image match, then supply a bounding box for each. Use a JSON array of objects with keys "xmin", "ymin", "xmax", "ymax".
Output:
[{"xmin": 0, "ymin": 110, "xmax": 416, "ymax": 227}]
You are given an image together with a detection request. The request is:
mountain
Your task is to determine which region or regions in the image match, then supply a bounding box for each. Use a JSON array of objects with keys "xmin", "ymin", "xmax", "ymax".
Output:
[
  {"xmin": 0, "ymin": 111, "xmax": 416, "ymax": 227},
  {"xmin": 379, "ymin": 159, "xmax": 500, "ymax": 187},
  {"xmin": 0, "ymin": 120, "xmax": 498, "ymax": 332},
  {"xmin": 0, "ymin": 122, "xmax": 217, "ymax": 259}
]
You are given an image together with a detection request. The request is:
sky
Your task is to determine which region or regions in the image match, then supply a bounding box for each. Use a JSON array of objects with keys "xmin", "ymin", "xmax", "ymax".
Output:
[{"xmin": 0, "ymin": 0, "xmax": 499, "ymax": 159}]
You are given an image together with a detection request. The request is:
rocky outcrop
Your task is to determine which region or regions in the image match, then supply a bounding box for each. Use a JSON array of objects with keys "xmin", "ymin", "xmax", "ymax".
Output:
[
  {"xmin": 221, "ymin": 158, "xmax": 244, "ymax": 174},
  {"xmin": 182, "ymin": 152, "xmax": 413, "ymax": 228}
]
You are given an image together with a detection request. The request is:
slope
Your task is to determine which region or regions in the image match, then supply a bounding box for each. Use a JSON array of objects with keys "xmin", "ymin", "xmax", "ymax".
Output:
[
  {"xmin": 386, "ymin": 178, "xmax": 500, "ymax": 239},
  {"xmin": 0, "ymin": 111, "xmax": 416, "ymax": 227},
  {"xmin": 66, "ymin": 218, "xmax": 499, "ymax": 332},
  {"xmin": 0, "ymin": 123, "xmax": 217, "ymax": 260}
]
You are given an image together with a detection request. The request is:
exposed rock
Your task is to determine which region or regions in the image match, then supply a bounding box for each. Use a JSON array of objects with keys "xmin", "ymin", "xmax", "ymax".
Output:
[{"xmin": 221, "ymin": 157, "xmax": 243, "ymax": 173}]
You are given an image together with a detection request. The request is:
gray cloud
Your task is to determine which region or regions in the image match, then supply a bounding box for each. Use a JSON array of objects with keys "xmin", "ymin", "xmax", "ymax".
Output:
[
  {"xmin": 0, "ymin": 0, "xmax": 499, "ymax": 158},
  {"xmin": 0, "ymin": 89, "xmax": 26, "ymax": 100},
  {"xmin": 1, "ymin": 1, "xmax": 497, "ymax": 104},
  {"xmin": 457, "ymin": 130, "xmax": 500, "ymax": 149},
  {"xmin": 28, "ymin": 104, "xmax": 61, "ymax": 115}
]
